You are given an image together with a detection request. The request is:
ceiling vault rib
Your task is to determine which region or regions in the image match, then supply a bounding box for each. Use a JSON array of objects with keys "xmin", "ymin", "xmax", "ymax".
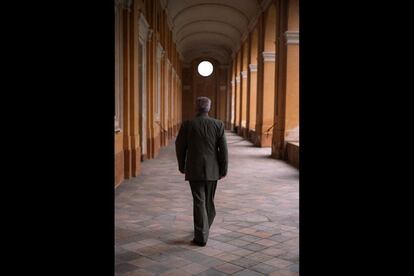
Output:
[
  {"xmin": 172, "ymin": 3, "xmax": 250, "ymax": 24},
  {"xmin": 177, "ymin": 31, "xmax": 238, "ymax": 46},
  {"xmin": 175, "ymin": 19, "xmax": 243, "ymax": 37}
]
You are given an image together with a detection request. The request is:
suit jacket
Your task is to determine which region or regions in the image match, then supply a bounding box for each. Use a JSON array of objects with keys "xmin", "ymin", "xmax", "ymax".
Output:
[{"xmin": 175, "ymin": 113, "xmax": 228, "ymax": 181}]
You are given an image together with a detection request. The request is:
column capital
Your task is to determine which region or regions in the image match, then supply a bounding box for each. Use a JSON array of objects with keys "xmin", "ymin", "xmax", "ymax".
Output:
[
  {"xmin": 285, "ymin": 31, "xmax": 299, "ymax": 45},
  {"xmin": 241, "ymin": 71, "xmax": 248, "ymax": 78},
  {"xmin": 236, "ymin": 76, "xmax": 240, "ymax": 83},
  {"xmin": 249, "ymin": 64, "xmax": 257, "ymax": 72},
  {"xmin": 262, "ymin": 51, "xmax": 276, "ymax": 62}
]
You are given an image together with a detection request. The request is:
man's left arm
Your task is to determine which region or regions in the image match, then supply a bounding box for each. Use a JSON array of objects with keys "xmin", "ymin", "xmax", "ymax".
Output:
[{"xmin": 217, "ymin": 122, "xmax": 228, "ymax": 178}]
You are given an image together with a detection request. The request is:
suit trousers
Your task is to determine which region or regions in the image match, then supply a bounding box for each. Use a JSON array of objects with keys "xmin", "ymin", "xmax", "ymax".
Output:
[{"xmin": 189, "ymin": 180, "xmax": 217, "ymax": 243}]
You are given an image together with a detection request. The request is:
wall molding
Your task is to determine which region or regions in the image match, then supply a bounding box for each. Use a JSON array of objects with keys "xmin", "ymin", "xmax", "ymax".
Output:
[
  {"xmin": 285, "ymin": 31, "xmax": 299, "ymax": 45},
  {"xmin": 262, "ymin": 51, "xmax": 276, "ymax": 62}
]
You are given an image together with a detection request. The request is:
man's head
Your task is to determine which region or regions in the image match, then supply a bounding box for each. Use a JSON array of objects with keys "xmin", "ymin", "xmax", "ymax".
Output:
[{"xmin": 195, "ymin": 96, "xmax": 211, "ymax": 114}]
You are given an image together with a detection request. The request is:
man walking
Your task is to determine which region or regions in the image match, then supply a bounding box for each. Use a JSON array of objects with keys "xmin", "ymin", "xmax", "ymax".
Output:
[{"xmin": 175, "ymin": 96, "xmax": 228, "ymax": 246}]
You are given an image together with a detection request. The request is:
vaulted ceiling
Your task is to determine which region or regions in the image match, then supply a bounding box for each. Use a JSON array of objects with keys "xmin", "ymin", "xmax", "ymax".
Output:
[{"xmin": 160, "ymin": 0, "xmax": 271, "ymax": 65}]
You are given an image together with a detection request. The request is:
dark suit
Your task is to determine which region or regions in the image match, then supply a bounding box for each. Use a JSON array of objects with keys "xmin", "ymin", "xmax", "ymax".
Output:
[{"xmin": 175, "ymin": 113, "xmax": 228, "ymax": 243}]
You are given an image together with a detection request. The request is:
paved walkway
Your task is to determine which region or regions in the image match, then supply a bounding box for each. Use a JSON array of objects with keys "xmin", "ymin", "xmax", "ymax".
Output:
[{"xmin": 115, "ymin": 131, "xmax": 299, "ymax": 276}]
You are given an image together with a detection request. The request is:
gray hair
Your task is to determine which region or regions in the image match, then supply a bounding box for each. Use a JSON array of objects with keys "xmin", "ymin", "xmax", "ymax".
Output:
[{"xmin": 196, "ymin": 96, "xmax": 211, "ymax": 113}]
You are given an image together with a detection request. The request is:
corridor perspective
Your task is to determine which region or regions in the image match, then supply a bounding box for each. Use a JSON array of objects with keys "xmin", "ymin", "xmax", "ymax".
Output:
[
  {"xmin": 115, "ymin": 0, "xmax": 299, "ymax": 275},
  {"xmin": 116, "ymin": 132, "xmax": 299, "ymax": 275}
]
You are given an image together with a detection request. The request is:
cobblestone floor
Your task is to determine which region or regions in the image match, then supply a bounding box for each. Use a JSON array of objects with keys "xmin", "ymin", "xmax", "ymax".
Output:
[{"xmin": 115, "ymin": 131, "xmax": 299, "ymax": 275}]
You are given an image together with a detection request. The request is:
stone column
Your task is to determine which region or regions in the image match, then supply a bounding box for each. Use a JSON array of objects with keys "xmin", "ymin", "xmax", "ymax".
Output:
[
  {"xmin": 230, "ymin": 79, "xmax": 235, "ymax": 130},
  {"xmin": 272, "ymin": 0, "xmax": 299, "ymax": 159},
  {"xmin": 171, "ymin": 67, "xmax": 176, "ymax": 135},
  {"xmin": 248, "ymin": 63, "xmax": 258, "ymax": 141},
  {"xmin": 235, "ymin": 75, "xmax": 241, "ymax": 132},
  {"xmin": 137, "ymin": 12, "xmax": 151, "ymax": 160},
  {"xmin": 166, "ymin": 58, "xmax": 172, "ymax": 140},
  {"xmin": 256, "ymin": 51, "xmax": 276, "ymax": 147},
  {"xmin": 240, "ymin": 70, "xmax": 248, "ymax": 137},
  {"xmin": 115, "ymin": 0, "xmax": 125, "ymax": 186},
  {"xmin": 123, "ymin": 1, "xmax": 143, "ymax": 178},
  {"xmin": 156, "ymin": 42, "xmax": 163, "ymax": 146}
]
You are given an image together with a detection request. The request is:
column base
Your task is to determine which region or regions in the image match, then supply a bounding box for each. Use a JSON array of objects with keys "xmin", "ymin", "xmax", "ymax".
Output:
[
  {"xmin": 115, "ymin": 150, "xmax": 124, "ymax": 187},
  {"xmin": 272, "ymin": 141, "xmax": 299, "ymax": 168},
  {"xmin": 123, "ymin": 146, "xmax": 142, "ymax": 179},
  {"xmin": 168, "ymin": 127, "xmax": 172, "ymax": 140},
  {"xmin": 147, "ymin": 134, "xmax": 161, "ymax": 159},
  {"xmin": 131, "ymin": 147, "xmax": 141, "ymax": 177},
  {"xmin": 248, "ymin": 129, "xmax": 256, "ymax": 144},
  {"xmin": 239, "ymin": 127, "xmax": 248, "ymax": 139},
  {"xmin": 255, "ymin": 132, "xmax": 272, "ymax": 147}
]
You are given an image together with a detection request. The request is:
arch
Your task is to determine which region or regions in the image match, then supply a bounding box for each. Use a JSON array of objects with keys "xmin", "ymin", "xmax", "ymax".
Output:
[
  {"xmin": 183, "ymin": 45, "xmax": 231, "ymax": 56},
  {"xmin": 185, "ymin": 53, "xmax": 229, "ymax": 65},
  {"xmin": 183, "ymin": 46, "xmax": 231, "ymax": 63},
  {"xmin": 179, "ymin": 35, "xmax": 235, "ymax": 53},
  {"xmin": 175, "ymin": 19, "xmax": 243, "ymax": 38},
  {"xmin": 177, "ymin": 31, "xmax": 238, "ymax": 46},
  {"xmin": 172, "ymin": 3, "xmax": 250, "ymax": 24},
  {"xmin": 173, "ymin": 5, "xmax": 249, "ymax": 36}
]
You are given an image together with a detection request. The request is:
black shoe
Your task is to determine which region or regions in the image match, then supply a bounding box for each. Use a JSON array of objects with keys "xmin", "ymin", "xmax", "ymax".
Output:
[{"xmin": 191, "ymin": 239, "xmax": 206, "ymax": 246}]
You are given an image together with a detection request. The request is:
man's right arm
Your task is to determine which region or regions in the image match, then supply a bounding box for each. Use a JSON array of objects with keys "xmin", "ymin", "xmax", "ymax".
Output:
[{"xmin": 175, "ymin": 121, "xmax": 188, "ymax": 174}]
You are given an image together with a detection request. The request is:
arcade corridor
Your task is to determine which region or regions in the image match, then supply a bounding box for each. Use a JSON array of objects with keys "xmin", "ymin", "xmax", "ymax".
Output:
[
  {"xmin": 115, "ymin": 132, "xmax": 299, "ymax": 275},
  {"xmin": 115, "ymin": 0, "xmax": 299, "ymax": 186}
]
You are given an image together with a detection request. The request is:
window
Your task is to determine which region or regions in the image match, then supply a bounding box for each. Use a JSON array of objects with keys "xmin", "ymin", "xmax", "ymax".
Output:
[{"xmin": 197, "ymin": 61, "xmax": 213, "ymax": 77}]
